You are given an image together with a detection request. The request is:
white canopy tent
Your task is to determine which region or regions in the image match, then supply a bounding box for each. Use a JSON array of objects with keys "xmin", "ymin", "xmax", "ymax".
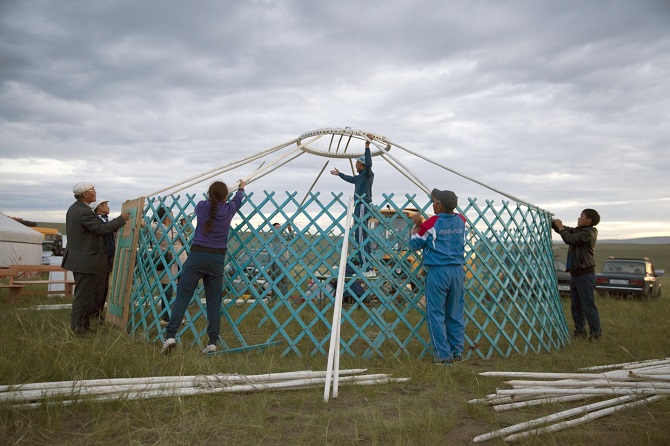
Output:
[{"xmin": 0, "ymin": 212, "xmax": 43, "ymax": 267}]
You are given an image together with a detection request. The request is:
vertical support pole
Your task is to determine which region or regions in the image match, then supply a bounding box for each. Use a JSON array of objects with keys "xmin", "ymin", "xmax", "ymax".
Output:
[
  {"xmin": 300, "ymin": 161, "xmax": 329, "ymax": 207},
  {"xmin": 324, "ymin": 196, "xmax": 354, "ymax": 402}
]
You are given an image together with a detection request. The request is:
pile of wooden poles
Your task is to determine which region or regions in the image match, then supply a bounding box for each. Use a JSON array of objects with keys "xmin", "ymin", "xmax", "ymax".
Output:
[
  {"xmin": 1, "ymin": 369, "xmax": 409, "ymax": 409},
  {"xmin": 470, "ymin": 357, "xmax": 670, "ymax": 443},
  {"xmin": 19, "ymin": 297, "xmax": 259, "ymax": 312}
]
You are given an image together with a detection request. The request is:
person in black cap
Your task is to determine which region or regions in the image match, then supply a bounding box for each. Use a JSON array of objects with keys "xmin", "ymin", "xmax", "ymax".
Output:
[
  {"xmin": 330, "ymin": 134, "xmax": 376, "ymax": 277},
  {"xmin": 62, "ymin": 182, "xmax": 129, "ymax": 336},
  {"xmin": 410, "ymin": 188, "xmax": 466, "ymax": 365},
  {"xmin": 552, "ymin": 209, "xmax": 601, "ymax": 341}
]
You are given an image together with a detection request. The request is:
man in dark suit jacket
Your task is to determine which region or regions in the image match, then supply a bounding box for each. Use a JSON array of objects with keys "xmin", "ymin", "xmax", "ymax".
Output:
[{"xmin": 62, "ymin": 182, "xmax": 129, "ymax": 335}]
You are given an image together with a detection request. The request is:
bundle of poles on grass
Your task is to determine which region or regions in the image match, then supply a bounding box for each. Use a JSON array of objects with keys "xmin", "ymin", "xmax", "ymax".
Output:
[
  {"xmin": 470, "ymin": 357, "xmax": 670, "ymax": 443},
  {"xmin": 18, "ymin": 303, "xmax": 73, "ymax": 311},
  {"xmin": 1, "ymin": 369, "xmax": 410, "ymax": 409},
  {"xmin": 18, "ymin": 297, "xmax": 258, "ymax": 312}
]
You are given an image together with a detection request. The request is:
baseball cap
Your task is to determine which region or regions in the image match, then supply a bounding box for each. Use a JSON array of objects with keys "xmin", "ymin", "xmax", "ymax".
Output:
[
  {"xmin": 73, "ymin": 182, "xmax": 95, "ymax": 195},
  {"xmin": 90, "ymin": 200, "xmax": 108, "ymax": 212},
  {"xmin": 431, "ymin": 188, "xmax": 458, "ymax": 211}
]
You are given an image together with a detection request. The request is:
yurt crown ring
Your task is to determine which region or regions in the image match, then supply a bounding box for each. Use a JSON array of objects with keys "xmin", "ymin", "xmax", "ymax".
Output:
[{"xmin": 297, "ymin": 127, "xmax": 391, "ymax": 159}]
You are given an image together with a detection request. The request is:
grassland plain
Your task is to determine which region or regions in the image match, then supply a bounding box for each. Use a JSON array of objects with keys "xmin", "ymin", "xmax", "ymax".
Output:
[{"xmin": 0, "ymin": 243, "xmax": 669, "ymax": 445}]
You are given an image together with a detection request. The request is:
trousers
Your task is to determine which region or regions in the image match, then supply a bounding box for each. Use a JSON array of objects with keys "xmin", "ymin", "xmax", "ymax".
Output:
[
  {"xmin": 165, "ymin": 250, "xmax": 226, "ymax": 345},
  {"xmin": 71, "ymin": 271, "xmax": 108, "ymax": 333},
  {"xmin": 425, "ymin": 265, "xmax": 465, "ymax": 361},
  {"xmin": 570, "ymin": 272, "xmax": 601, "ymax": 336}
]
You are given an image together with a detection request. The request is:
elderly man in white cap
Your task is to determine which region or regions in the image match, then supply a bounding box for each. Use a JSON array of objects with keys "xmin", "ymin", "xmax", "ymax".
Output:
[
  {"xmin": 330, "ymin": 133, "xmax": 376, "ymax": 277},
  {"xmin": 62, "ymin": 182, "xmax": 129, "ymax": 336}
]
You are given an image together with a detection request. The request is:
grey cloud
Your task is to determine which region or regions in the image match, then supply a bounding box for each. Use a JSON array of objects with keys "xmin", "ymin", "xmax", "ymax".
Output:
[{"xmin": 1, "ymin": 0, "xmax": 669, "ymax": 239}]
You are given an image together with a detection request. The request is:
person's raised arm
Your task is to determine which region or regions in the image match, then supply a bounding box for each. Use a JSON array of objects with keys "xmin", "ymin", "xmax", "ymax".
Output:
[{"xmin": 364, "ymin": 133, "xmax": 373, "ymax": 168}]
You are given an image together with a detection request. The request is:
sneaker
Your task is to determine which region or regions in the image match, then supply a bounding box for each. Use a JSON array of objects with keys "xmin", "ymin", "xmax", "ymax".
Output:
[
  {"xmin": 161, "ymin": 338, "xmax": 177, "ymax": 354},
  {"xmin": 433, "ymin": 357, "xmax": 453, "ymax": 366},
  {"xmin": 363, "ymin": 270, "xmax": 377, "ymax": 278},
  {"xmin": 435, "ymin": 360, "xmax": 453, "ymax": 367},
  {"xmin": 202, "ymin": 344, "xmax": 217, "ymax": 354},
  {"xmin": 453, "ymin": 353, "xmax": 463, "ymax": 362}
]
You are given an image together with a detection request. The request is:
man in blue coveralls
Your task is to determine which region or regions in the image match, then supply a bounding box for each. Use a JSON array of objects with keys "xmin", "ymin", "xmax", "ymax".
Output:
[
  {"xmin": 410, "ymin": 189, "xmax": 466, "ymax": 366},
  {"xmin": 330, "ymin": 133, "xmax": 376, "ymax": 277}
]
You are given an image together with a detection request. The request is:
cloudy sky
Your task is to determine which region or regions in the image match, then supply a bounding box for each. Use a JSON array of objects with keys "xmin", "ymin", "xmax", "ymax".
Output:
[{"xmin": 1, "ymin": 0, "xmax": 669, "ymax": 240}]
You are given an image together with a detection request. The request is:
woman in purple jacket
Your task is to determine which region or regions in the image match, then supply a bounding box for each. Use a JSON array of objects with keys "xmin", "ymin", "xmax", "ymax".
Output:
[{"xmin": 162, "ymin": 180, "xmax": 246, "ymax": 354}]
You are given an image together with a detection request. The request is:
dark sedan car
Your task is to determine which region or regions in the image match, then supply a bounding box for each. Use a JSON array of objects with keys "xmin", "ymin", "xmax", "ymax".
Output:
[
  {"xmin": 595, "ymin": 257, "xmax": 664, "ymax": 298},
  {"xmin": 554, "ymin": 257, "xmax": 571, "ymax": 294}
]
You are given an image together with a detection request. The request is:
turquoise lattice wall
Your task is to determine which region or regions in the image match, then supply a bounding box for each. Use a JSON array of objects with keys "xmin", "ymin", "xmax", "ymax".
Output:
[{"xmin": 128, "ymin": 191, "xmax": 570, "ymax": 359}]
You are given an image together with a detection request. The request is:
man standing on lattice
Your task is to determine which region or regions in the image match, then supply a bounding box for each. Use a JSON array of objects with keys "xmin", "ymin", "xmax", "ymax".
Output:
[{"xmin": 330, "ymin": 133, "xmax": 376, "ymax": 277}]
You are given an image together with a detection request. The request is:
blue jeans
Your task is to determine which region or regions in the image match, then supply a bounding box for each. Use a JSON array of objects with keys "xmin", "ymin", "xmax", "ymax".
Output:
[
  {"xmin": 354, "ymin": 202, "xmax": 372, "ymax": 271},
  {"xmin": 425, "ymin": 265, "xmax": 465, "ymax": 361},
  {"xmin": 159, "ymin": 281, "xmax": 174, "ymax": 322},
  {"xmin": 570, "ymin": 272, "xmax": 601, "ymax": 336},
  {"xmin": 165, "ymin": 250, "xmax": 226, "ymax": 345}
]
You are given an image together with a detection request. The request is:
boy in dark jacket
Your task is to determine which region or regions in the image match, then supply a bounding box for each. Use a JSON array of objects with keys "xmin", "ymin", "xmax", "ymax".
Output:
[{"xmin": 552, "ymin": 209, "xmax": 601, "ymax": 341}]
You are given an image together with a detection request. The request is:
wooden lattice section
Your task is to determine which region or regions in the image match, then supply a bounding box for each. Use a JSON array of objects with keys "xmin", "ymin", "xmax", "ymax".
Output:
[{"xmin": 127, "ymin": 192, "xmax": 570, "ymax": 359}]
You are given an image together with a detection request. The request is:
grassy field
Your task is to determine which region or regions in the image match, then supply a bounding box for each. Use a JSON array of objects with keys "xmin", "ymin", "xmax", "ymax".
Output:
[{"xmin": 1, "ymin": 243, "xmax": 669, "ymax": 445}]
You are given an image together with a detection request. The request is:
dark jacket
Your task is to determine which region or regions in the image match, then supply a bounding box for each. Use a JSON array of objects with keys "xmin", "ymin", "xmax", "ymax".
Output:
[
  {"xmin": 96, "ymin": 215, "xmax": 116, "ymax": 259},
  {"xmin": 553, "ymin": 223, "xmax": 598, "ymax": 275},
  {"xmin": 62, "ymin": 201, "xmax": 126, "ymax": 274},
  {"xmin": 337, "ymin": 147, "xmax": 374, "ymax": 203}
]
